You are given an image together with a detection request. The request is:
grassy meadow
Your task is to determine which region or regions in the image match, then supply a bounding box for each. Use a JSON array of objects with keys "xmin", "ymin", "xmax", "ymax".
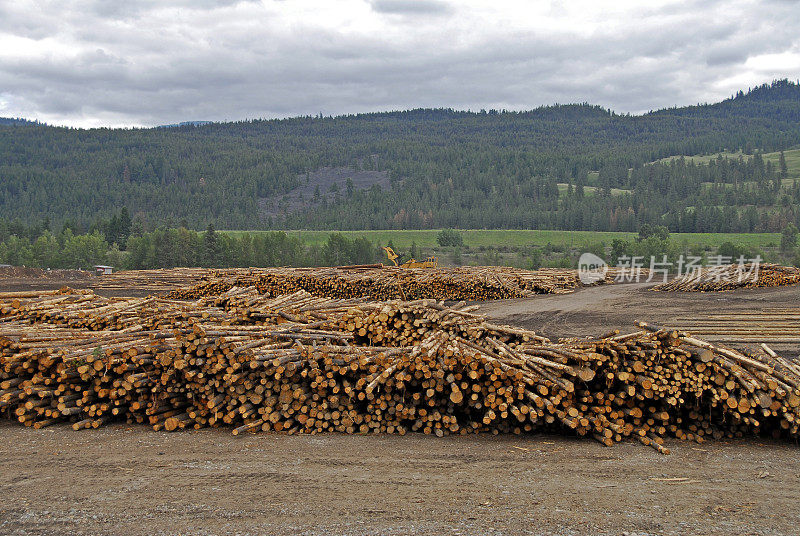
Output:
[{"xmin": 224, "ymin": 229, "xmax": 780, "ymax": 250}]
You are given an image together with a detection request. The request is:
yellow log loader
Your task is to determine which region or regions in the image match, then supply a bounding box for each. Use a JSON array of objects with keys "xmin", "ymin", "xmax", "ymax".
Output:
[{"xmin": 382, "ymin": 246, "xmax": 438, "ymax": 269}]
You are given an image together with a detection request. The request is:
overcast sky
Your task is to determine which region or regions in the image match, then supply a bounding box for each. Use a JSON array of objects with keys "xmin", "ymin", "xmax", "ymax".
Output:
[{"xmin": 1, "ymin": 0, "xmax": 799, "ymax": 127}]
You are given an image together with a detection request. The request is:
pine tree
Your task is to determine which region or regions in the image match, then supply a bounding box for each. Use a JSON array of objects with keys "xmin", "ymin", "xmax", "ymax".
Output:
[
  {"xmin": 779, "ymin": 151, "xmax": 788, "ymax": 180},
  {"xmin": 107, "ymin": 214, "xmax": 120, "ymax": 245},
  {"xmin": 204, "ymin": 223, "xmax": 220, "ymax": 267},
  {"xmin": 119, "ymin": 208, "xmax": 132, "ymax": 246},
  {"xmin": 130, "ymin": 217, "xmax": 145, "ymax": 238},
  {"xmin": 781, "ymin": 223, "xmax": 798, "ymax": 251}
]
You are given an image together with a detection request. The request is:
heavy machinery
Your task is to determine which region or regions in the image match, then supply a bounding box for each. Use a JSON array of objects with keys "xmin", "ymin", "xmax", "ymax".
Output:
[{"xmin": 382, "ymin": 246, "xmax": 438, "ymax": 269}]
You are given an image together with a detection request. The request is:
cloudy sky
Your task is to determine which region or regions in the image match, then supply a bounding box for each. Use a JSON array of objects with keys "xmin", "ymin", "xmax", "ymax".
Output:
[{"xmin": 1, "ymin": 0, "xmax": 799, "ymax": 127}]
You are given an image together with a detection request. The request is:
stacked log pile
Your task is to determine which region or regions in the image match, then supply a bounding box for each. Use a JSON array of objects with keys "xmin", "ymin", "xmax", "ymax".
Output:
[
  {"xmin": 653, "ymin": 263, "xmax": 800, "ymax": 292},
  {"xmin": 91, "ymin": 268, "xmax": 217, "ymax": 294},
  {"xmin": 670, "ymin": 308, "xmax": 800, "ymax": 344},
  {"xmin": 165, "ymin": 265, "xmax": 619, "ymax": 301},
  {"xmin": 0, "ymin": 266, "xmax": 92, "ymax": 281},
  {"xmin": 3, "ymin": 287, "xmax": 800, "ymax": 452}
]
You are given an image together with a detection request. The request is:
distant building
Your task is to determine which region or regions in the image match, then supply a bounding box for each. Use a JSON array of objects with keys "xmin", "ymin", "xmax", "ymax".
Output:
[{"xmin": 94, "ymin": 265, "xmax": 114, "ymax": 275}]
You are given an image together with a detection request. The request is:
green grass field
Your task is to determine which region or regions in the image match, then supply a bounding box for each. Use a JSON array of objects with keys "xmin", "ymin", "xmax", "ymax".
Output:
[{"xmin": 224, "ymin": 229, "xmax": 780, "ymax": 250}]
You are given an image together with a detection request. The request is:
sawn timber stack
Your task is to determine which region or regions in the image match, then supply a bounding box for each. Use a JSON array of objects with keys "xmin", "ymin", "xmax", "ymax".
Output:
[{"xmin": 2, "ymin": 287, "xmax": 800, "ymax": 453}]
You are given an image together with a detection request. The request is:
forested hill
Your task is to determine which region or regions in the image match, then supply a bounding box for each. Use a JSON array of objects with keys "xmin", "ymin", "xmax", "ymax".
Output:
[
  {"xmin": 0, "ymin": 117, "xmax": 39, "ymax": 126},
  {"xmin": 2, "ymin": 79, "xmax": 800, "ymax": 233}
]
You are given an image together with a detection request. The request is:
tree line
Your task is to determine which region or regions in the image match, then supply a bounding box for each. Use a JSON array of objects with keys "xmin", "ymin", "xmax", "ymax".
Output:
[
  {"xmin": 2, "ymin": 217, "xmax": 798, "ymax": 271},
  {"xmin": 0, "ymin": 216, "xmax": 376, "ymax": 270}
]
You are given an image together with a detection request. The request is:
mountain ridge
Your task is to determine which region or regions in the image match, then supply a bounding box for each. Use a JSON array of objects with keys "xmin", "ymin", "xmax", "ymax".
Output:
[
  {"xmin": 5, "ymin": 79, "xmax": 799, "ymax": 129},
  {"xmin": 1, "ymin": 79, "xmax": 799, "ymax": 232}
]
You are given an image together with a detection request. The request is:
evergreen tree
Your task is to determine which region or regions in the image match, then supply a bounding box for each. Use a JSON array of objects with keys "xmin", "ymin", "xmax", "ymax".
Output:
[
  {"xmin": 779, "ymin": 151, "xmax": 788, "ymax": 180},
  {"xmin": 781, "ymin": 223, "xmax": 798, "ymax": 251},
  {"xmin": 204, "ymin": 223, "xmax": 220, "ymax": 266},
  {"xmin": 119, "ymin": 207, "xmax": 132, "ymax": 246}
]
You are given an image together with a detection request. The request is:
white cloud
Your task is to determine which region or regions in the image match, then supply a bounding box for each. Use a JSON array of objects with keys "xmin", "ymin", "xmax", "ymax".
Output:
[
  {"xmin": 0, "ymin": 0, "xmax": 798, "ymax": 127},
  {"xmin": 369, "ymin": 0, "xmax": 453, "ymax": 15},
  {"xmin": 746, "ymin": 49, "xmax": 800, "ymax": 71}
]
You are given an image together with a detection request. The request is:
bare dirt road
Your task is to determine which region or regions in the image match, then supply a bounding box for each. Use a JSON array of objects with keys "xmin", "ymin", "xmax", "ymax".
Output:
[{"xmin": 1, "ymin": 422, "xmax": 798, "ymax": 536}]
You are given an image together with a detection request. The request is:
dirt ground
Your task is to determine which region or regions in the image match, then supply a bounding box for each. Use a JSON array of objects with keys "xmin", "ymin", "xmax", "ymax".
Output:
[
  {"xmin": 481, "ymin": 282, "xmax": 800, "ymax": 354},
  {"xmin": 2, "ymin": 280, "xmax": 800, "ymax": 535},
  {"xmin": 1, "ymin": 422, "xmax": 798, "ymax": 536},
  {"xmin": 0, "ymin": 267, "xmax": 95, "ymax": 294}
]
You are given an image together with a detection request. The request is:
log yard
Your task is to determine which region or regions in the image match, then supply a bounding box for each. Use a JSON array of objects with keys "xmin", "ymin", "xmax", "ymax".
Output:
[
  {"xmin": 4, "ymin": 4, "xmax": 800, "ymax": 531},
  {"xmin": 1, "ymin": 264, "xmax": 799, "ymax": 534}
]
